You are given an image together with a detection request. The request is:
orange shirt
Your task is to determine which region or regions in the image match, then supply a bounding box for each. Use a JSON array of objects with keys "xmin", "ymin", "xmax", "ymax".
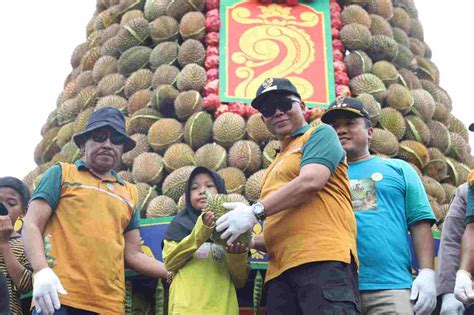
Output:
[{"xmin": 261, "ymin": 125, "xmax": 358, "ymax": 283}]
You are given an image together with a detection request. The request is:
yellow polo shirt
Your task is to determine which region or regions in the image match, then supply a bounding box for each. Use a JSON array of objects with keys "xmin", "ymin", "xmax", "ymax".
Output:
[
  {"xmin": 31, "ymin": 161, "xmax": 139, "ymax": 314},
  {"xmin": 262, "ymin": 124, "xmax": 358, "ymax": 283}
]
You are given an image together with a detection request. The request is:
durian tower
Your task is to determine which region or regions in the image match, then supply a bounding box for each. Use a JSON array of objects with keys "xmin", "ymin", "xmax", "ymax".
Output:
[{"xmin": 26, "ymin": 0, "xmax": 469, "ymax": 245}]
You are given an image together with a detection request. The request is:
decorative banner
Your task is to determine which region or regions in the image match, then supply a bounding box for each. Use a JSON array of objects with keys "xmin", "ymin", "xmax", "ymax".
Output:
[{"xmin": 219, "ymin": 0, "xmax": 335, "ymax": 108}]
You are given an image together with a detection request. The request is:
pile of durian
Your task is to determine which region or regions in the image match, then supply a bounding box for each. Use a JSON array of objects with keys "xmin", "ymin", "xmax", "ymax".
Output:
[{"xmin": 25, "ymin": 0, "xmax": 471, "ymax": 232}]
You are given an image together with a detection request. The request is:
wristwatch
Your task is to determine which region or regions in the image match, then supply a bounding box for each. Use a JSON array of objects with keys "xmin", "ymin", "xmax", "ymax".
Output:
[{"xmin": 251, "ymin": 202, "xmax": 266, "ymax": 221}]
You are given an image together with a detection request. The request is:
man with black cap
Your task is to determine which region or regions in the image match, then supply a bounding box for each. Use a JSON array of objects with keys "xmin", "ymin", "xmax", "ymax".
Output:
[
  {"xmin": 216, "ymin": 78, "xmax": 360, "ymax": 314},
  {"xmin": 22, "ymin": 107, "xmax": 169, "ymax": 315},
  {"xmin": 321, "ymin": 97, "xmax": 437, "ymax": 314}
]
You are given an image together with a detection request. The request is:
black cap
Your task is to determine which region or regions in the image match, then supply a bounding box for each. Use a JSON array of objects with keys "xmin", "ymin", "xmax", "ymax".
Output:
[
  {"xmin": 251, "ymin": 78, "xmax": 301, "ymax": 109},
  {"xmin": 469, "ymin": 124, "xmax": 474, "ymax": 132},
  {"xmin": 320, "ymin": 97, "xmax": 370, "ymax": 124},
  {"xmin": 73, "ymin": 107, "xmax": 136, "ymax": 152}
]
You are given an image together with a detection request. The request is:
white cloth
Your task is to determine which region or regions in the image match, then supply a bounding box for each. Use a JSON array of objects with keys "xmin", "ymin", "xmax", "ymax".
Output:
[
  {"xmin": 33, "ymin": 267, "xmax": 67, "ymax": 315},
  {"xmin": 410, "ymin": 268, "xmax": 436, "ymax": 314},
  {"xmin": 440, "ymin": 293, "xmax": 465, "ymax": 315},
  {"xmin": 454, "ymin": 270, "xmax": 474, "ymax": 304}
]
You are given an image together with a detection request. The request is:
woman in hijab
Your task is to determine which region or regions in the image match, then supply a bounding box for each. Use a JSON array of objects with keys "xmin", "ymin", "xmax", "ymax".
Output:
[
  {"xmin": 0, "ymin": 177, "xmax": 32, "ymax": 315},
  {"xmin": 163, "ymin": 166, "xmax": 249, "ymax": 315}
]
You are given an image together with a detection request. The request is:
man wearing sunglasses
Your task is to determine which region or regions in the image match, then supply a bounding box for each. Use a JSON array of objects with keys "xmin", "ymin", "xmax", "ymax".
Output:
[
  {"xmin": 216, "ymin": 78, "xmax": 360, "ymax": 314},
  {"xmin": 23, "ymin": 107, "xmax": 169, "ymax": 315}
]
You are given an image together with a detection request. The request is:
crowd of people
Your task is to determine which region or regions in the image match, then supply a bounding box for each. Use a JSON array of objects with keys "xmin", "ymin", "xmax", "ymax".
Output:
[{"xmin": 0, "ymin": 78, "xmax": 473, "ymax": 314}]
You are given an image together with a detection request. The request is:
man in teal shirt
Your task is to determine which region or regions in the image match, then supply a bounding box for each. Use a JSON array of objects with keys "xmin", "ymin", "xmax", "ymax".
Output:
[{"xmin": 322, "ymin": 97, "xmax": 436, "ymax": 315}]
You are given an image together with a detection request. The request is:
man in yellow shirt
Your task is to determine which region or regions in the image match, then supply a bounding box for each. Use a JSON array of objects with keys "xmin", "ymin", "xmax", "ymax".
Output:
[
  {"xmin": 216, "ymin": 78, "xmax": 360, "ymax": 314},
  {"xmin": 23, "ymin": 107, "xmax": 169, "ymax": 315}
]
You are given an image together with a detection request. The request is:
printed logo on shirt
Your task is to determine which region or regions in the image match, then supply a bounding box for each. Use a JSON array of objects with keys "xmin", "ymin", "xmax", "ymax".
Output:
[{"xmin": 349, "ymin": 178, "xmax": 378, "ymax": 211}]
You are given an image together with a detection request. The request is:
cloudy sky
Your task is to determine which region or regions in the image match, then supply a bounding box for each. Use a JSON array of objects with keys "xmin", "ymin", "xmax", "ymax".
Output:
[{"xmin": 0, "ymin": 0, "xmax": 472, "ymax": 180}]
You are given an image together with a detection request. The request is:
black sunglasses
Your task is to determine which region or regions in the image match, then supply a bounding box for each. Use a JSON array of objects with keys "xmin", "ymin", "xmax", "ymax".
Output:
[
  {"xmin": 90, "ymin": 129, "xmax": 126, "ymax": 145},
  {"xmin": 259, "ymin": 97, "xmax": 299, "ymax": 118}
]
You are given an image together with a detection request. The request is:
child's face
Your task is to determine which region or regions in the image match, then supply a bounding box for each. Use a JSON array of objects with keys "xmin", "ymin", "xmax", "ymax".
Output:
[{"xmin": 190, "ymin": 173, "xmax": 218, "ymax": 209}]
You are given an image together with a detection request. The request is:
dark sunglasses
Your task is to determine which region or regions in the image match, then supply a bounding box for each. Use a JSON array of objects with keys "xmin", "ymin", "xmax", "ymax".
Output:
[
  {"xmin": 259, "ymin": 97, "xmax": 299, "ymax": 118},
  {"xmin": 90, "ymin": 129, "xmax": 126, "ymax": 145}
]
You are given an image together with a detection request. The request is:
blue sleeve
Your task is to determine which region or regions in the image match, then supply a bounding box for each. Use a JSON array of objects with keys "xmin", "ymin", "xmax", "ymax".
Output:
[
  {"xmin": 466, "ymin": 186, "xmax": 474, "ymax": 224},
  {"xmin": 399, "ymin": 161, "xmax": 436, "ymax": 227},
  {"xmin": 125, "ymin": 208, "xmax": 140, "ymax": 233},
  {"xmin": 31, "ymin": 164, "xmax": 62, "ymax": 211},
  {"xmin": 301, "ymin": 124, "xmax": 345, "ymax": 173}
]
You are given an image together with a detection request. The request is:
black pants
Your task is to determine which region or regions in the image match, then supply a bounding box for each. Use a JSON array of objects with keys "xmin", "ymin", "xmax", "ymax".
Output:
[{"xmin": 266, "ymin": 258, "xmax": 361, "ymax": 315}]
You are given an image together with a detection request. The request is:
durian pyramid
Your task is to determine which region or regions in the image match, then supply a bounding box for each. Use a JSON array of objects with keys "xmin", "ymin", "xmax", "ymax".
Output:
[{"xmin": 26, "ymin": 0, "xmax": 471, "ymax": 233}]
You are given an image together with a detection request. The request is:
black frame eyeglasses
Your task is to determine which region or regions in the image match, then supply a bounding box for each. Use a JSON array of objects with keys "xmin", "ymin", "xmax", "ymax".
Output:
[{"xmin": 90, "ymin": 129, "xmax": 126, "ymax": 145}]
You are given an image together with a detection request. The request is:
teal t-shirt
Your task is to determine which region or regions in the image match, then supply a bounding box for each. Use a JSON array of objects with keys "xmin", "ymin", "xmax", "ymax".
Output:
[{"xmin": 348, "ymin": 156, "xmax": 435, "ymax": 290}]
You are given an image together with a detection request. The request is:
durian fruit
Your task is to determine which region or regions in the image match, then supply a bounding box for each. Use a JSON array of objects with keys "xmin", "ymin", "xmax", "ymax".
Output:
[
  {"xmin": 132, "ymin": 152, "xmax": 164, "ymax": 185},
  {"xmin": 162, "ymin": 166, "xmax": 195, "ymax": 202},
  {"xmin": 384, "ymin": 84, "xmax": 413, "ymax": 114},
  {"xmin": 71, "ymin": 42, "xmax": 89, "ymax": 68},
  {"xmin": 408, "ymin": 162, "xmax": 423, "ymax": 177},
  {"xmin": 244, "ymin": 169, "xmax": 266, "ymax": 203},
  {"xmin": 117, "ymin": 170, "xmax": 134, "ymax": 183},
  {"xmin": 149, "ymin": 41, "xmax": 179, "ymax": 70},
  {"xmin": 177, "ymin": 194, "xmax": 186, "ymax": 212},
  {"xmin": 366, "ymin": 0, "xmax": 393, "ymax": 19},
  {"xmin": 127, "ymin": 108, "xmax": 161, "ymax": 135},
  {"xmin": 146, "ymin": 195, "xmax": 177, "ymax": 218},
  {"xmin": 392, "ymin": 44, "xmax": 414, "ymax": 69},
  {"xmin": 428, "ymin": 195, "xmax": 442, "ymax": 223},
  {"xmin": 148, "ymin": 118, "xmax": 183, "ymax": 153},
  {"xmin": 409, "ymin": 38, "xmax": 426, "ymax": 57},
  {"xmin": 218, "ymin": 167, "xmax": 247, "ymax": 195},
  {"xmin": 136, "ymin": 182, "xmax": 158, "ymax": 215},
  {"xmin": 349, "ymin": 73, "xmax": 386, "ymax": 102},
  {"xmin": 80, "ymin": 47, "xmax": 101, "ymax": 71},
  {"xmin": 144, "ymin": 0, "xmax": 169, "ymax": 21},
  {"xmin": 54, "ymin": 141, "xmax": 81, "ymax": 164},
  {"xmin": 96, "ymin": 95, "xmax": 128, "ymax": 111},
  {"xmin": 122, "ymin": 133, "xmax": 150, "ymax": 167},
  {"xmin": 152, "ymin": 64, "xmax": 180, "ymax": 88},
  {"xmin": 344, "ymin": 50, "xmax": 373, "ymax": 78},
  {"xmin": 149, "ymin": 16, "xmax": 179, "ymax": 44},
  {"xmin": 424, "ymin": 147, "xmax": 447, "ymax": 182},
  {"xmin": 444, "ymin": 158, "xmax": 469, "ymax": 186},
  {"xmin": 178, "ymin": 39, "xmax": 206, "ymax": 67},
  {"xmin": 369, "ymin": 128, "xmax": 399, "ymax": 157},
  {"xmin": 390, "ymin": 7, "xmax": 412, "ymax": 33},
  {"xmin": 341, "ymin": 5, "xmax": 372, "ymax": 27},
  {"xmin": 75, "ymin": 71, "xmax": 95, "ymax": 90},
  {"xmin": 184, "ymin": 111, "xmax": 213, "ymax": 150},
  {"xmin": 62, "ymin": 81, "xmax": 79, "ymax": 102},
  {"xmin": 124, "ymin": 69, "xmax": 153, "ymax": 98},
  {"xmin": 121, "ymin": 10, "xmax": 145, "ymax": 26},
  {"xmin": 447, "ymin": 132, "xmax": 469, "ymax": 164},
  {"xmin": 405, "ymin": 115, "xmax": 430, "ymax": 145},
  {"xmin": 166, "ymin": 0, "xmax": 205, "ymax": 21},
  {"xmin": 262, "ymin": 140, "xmax": 281, "ymax": 168},
  {"xmin": 369, "ymin": 14, "xmax": 393, "ymax": 37},
  {"xmin": 118, "ymin": 46, "xmax": 152, "ymax": 76},
  {"xmin": 203, "ymin": 192, "xmax": 252, "ymax": 247},
  {"xmin": 411, "ymin": 56, "xmax": 440, "ymax": 84},
  {"xmin": 246, "ymin": 114, "xmax": 275, "ymax": 146},
  {"xmin": 447, "ymin": 116, "xmax": 469, "ymax": 142},
  {"xmin": 228, "ymin": 140, "xmax": 263, "ymax": 175},
  {"xmin": 177, "ymin": 63, "xmax": 207, "ymax": 92},
  {"xmin": 116, "ymin": 17, "xmax": 150, "ymax": 52},
  {"xmin": 194, "ymin": 143, "xmax": 227, "ymax": 170},
  {"xmin": 57, "ymin": 98, "xmax": 82, "ymax": 126},
  {"xmin": 94, "ymin": 6, "xmax": 121, "ymax": 30},
  {"xmin": 420, "ymin": 79, "xmax": 440, "ymax": 103},
  {"xmin": 56, "ymin": 123, "xmax": 76, "ymax": 148},
  {"xmin": 435, "ymin": 86, "xmax": 453, "ymax": 112},
  {"xmin": 422, "ymin": 176, "xmax": 446, "ymax": 205},
  {"xmin": 371, "ymin": 60, "xmax": 399, "ymax": 87},
  {"xmin": 174, "ymin": 90, "xmax": 204, "ymax": 121},
  {"xmin": 397, "ymin": 140, "xmax": 429, "ymax": 170},
  {"xmin": 101, "ymin": 37, "xmax": 121, "ymax": 58},
  {"xmin": 410, "ymin": 89, "xmax": 435, "ymax": 121},
  {"xmin": 368, "ymin": 35, "xmax": 398, "ymax": 62},
  {"xmin": 441, "ymin": 183, "xmax": 456, "ymax": 204},
  {"xmin": 127, "ymin": 89, "xmax": 152, "ymax": 115},
  {"xmin": 357, "ymin": 93, "xmax": 381, "ymax": 126},
  {"xmin": 398, "ymin": 68, "xmax": 421, "ymax": 89},
  {"xmin": 92, "ymin": 55, "xmax": 118, "ymax": 83},
  {"xmin": 152, "ymin": 84, "xmax": 179, "ymax": 117},
  {"xmin": 97, "ymin": 73, "xmax": 126, "ymax": 96},
  {"xmin": 427, "ymin": 120, "xmax": 451, "ymax": 154},
  {"xmin": 339, "ymin": 23, "xmax": 372, "ymax": 51},
  {"xmin": 392, "ymin": 27, "xmax": 410, "ymax": 47},
  {"xmin": 212, "ymin": 113, "xmax": 246, "ymax": 149},
  {"xmin": 228, "ymin": 193, "xmax": 249, "ymax": 205},
  {"xmin": 74, "ymin": 107, "xmax": 94, "ymax": 134},
  {"xmin": 163, "ymin": 143, "xmax": 195, "ymax": 172},
  {"xmin": 179, "ymin": 12, "xmax": 206, "ymax": 41},
  {"xmin": 378, "ymin": 107, "xmax": 406, "ymax": 141}
]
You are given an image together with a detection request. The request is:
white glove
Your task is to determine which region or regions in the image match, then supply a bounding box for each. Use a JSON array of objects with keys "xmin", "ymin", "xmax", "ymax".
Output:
[
  {"xmin": 454, "ymin": 270, "xmax": 474, "ymax": 303},
  {"xmin": 215, "ymin": 202, "xmax": 257, "ymax": 246},
  {"xmin": 33, "ymin": 267, "xmax": 67, "ymax": 315},
  {"xmin": 410, "ymin": 268, "xmax": 436, "ymax": 314},
  {"xmin": 440, "ymin": 293, "xmax": 465, "ymax": 315}
]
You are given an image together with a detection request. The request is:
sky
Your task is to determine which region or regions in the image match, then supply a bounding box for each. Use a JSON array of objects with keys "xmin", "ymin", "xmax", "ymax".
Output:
[{"xmin": 0, "ymin": 0, "xmax": 472, "ymax": 180}]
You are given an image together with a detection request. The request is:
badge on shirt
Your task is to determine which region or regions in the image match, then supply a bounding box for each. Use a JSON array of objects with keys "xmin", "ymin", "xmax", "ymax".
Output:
[
  {"xmin": 106, "ymin": 183, "xmax": 115, "ymax": 190},
  {"xmin": 371, "ymin": 172, "xmax": 383, "ymax": 182}
]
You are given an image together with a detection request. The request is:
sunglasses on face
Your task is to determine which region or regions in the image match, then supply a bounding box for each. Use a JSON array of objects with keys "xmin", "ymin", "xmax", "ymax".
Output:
[
  {"xmin": 259, "ymin": 97, "xmax": 299, "ymax": 118},
  {"xmin": 90, "ymin": 129, "xmax": 126, "ymax": 145}
]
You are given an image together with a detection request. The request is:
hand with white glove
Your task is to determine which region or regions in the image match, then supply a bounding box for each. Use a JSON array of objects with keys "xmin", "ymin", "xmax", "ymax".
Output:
[
  {"xmin": 215, "ymin": 202, "xmax": 257, "ymax": 246},
  {"xmin": 440, "ymin": 293, "xmax": 465, "ymax": 315},
  {"xmin": 410, "ymin": 268, "xmax": 436, "ymax": 314},
  {"xmin": 454, "ymin": 270, "xmax": 474, "ymax": 303},
  {"xmin": 33, "ymin": 267, "xmax": 67, "ymax": 315}
]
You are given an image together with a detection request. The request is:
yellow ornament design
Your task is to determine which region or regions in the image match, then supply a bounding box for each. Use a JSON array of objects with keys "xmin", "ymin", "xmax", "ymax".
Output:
[{"xmin": 250, "ymin": 222, "xmax": 264, "ymax": 260}]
